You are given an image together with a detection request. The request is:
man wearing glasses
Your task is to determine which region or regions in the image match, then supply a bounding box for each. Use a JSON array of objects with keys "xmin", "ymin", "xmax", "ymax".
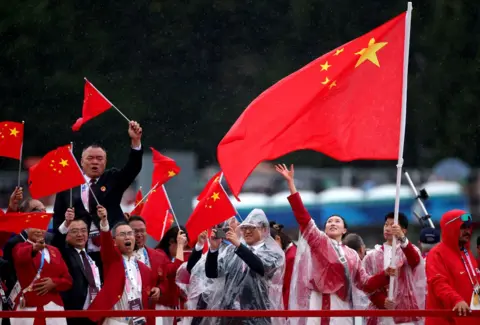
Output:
[
  {"xmin": 426, "ymin": 210, "xmax": 480, "ymax": 325},
  {"xmin": 52, "ymin": 215, "xmax": 102, "ymax": 325},
  {"xmin": 88, "ymin": 207, "xmax": 160, "ymax": 325}
]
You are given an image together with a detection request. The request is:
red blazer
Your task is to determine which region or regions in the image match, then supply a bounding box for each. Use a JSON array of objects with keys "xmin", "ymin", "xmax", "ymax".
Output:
[
  {"xmin": 144, "ymin": 247, "xmax": 169, "ymax": 300},
  {"xmin": 155, "ymin": 249, "xmax": 184, "ymax": 308},
  {"xmin": 13, "ymin": 243, "xmax": 72, "ymax": 308},
  {"xmin": 283, "ymin": 244, "xmax": 297, "ymax": 309},
  {"xmin": 88, "ymin": 231, "xmax": 157, "ymax": 324}
]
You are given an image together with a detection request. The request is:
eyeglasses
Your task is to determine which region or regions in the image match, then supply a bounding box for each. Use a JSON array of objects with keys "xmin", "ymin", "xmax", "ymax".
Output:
[
  {"xmin": 116, "ymin": 231, "xmax": 134, "ymax": 238},
  {"xmin": 69, "ymin": 229, "xmax": 88, "ymax": 235},
  {"xmin": 445, "ymin": 213, "xmax": 472, "ymax": 225}
]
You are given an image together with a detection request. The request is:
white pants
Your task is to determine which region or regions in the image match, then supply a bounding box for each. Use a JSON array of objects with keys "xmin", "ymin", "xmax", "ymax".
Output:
[
  {"xmin": 11, "ymin": 301, "xmax": 66, "ymax": 325},
  {"xmin": 155, "ymin": 305, "xmax": 174, "ymax": 325}
]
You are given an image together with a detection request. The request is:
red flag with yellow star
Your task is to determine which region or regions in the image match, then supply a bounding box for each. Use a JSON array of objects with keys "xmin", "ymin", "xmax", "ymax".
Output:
[
  {"xmin": 151, "ymin": 147, "xmax": 181, "ymax": 186},
  {"xmin": 0, "ymin": 121, "xmax": 24, "ymax": 160},
  {"xmin": 72, "ymin": 80, "xmax": 113, "ymax": 131},
  {"xmin": 28, "ymin": 145, "xmax": 86, "ymax": 199},
  {"xmin": 0, "ymin": 212, "xmax": 53, "ymax": 233},
  {"xmin": 186, "ymin": 174, "xmax": 236, "ymax": 246},
  {"xmin": 140, "ymin": 185, "xmax": 175, "ymax": 241},
  {"xmin": 218, "ymin": 12, "xmax": 407, "ymax": 198}
]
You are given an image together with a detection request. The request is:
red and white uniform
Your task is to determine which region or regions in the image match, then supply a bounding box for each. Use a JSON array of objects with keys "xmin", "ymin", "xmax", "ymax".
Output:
[
  {"xmin": 88, "ymin": 229, "xmax": 156, "ymax": 325},
  {"xmin": 287, "ymin": 193, "xmax": 389, "ymax": 325},
  {"xmin": 12, "ymin": 243, "xmax": 72, "ymax": 325},
  {"xmin": 362, "ymin": 240, "xmax": 425, "ymax": 325}
]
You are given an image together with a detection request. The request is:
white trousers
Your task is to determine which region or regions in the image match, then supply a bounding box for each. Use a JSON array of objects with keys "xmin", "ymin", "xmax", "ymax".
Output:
[
  {"xmin": 11, "ymin": 301, "xmax": 66, "ymax": 325},
  {"xmin": 155, "ymin": 305, "xmax": 174, "ymax": 325}
]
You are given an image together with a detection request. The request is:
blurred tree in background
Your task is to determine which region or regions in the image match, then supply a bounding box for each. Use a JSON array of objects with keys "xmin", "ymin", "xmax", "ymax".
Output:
[{"xmin": 0, "ymin": 0, "xmax": 479, "ymax": 169}]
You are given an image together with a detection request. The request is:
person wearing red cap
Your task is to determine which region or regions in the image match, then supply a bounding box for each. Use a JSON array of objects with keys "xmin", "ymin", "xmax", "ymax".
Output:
[{"xmin": 426, "ymin": 209, "xmax": 480, "ymax": 325}]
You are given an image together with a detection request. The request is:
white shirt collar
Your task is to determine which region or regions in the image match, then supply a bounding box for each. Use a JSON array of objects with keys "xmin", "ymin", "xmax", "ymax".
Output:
[
  {"xmin": 249, "ymin": 241, "xmax": 265, "ymax": 251},
  {"xmin": 75, "ymin": 247, "xmax": 86, "ymax": 254}
]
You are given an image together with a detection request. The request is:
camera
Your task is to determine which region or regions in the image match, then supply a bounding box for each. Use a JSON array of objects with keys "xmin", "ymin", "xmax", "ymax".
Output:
[{"xmin": 214, "ymin": 227, "xmax": 230, "ymax": 239}]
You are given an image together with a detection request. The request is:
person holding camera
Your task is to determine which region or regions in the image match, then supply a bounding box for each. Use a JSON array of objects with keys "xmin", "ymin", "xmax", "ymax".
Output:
[{"xmin": 205, "ymin": 209, "xmax": 285, "ymax": 325}]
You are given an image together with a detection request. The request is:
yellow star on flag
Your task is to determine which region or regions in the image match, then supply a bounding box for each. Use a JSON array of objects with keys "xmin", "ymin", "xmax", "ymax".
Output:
[
  {"xmin": 355, "ymin": 38, "xmax": 388, "ymax": 68},
  {"xmin": 211, "ymin": 192, "xmax": 220, "ymax": 201},
  {"xmin": 334, "ymin": 48, "xmax": 344, "ymax": 56},
  {"xmin": 321, "ymin": 77, "xmax": 330, "ymax": 85},
  {"xmin": 59, "ymin": 159, "xmax": 69, "ymax": 167},
  {"xmin": 10, "ymin": 128, "xmax": 19, "ymax": 137},
  {"xmin": 320, "ymin": 61, "xmax": 331, "ymax": 71},
  {"xmin": 329, "ymin": 81, "xmax": 337, "ymax": 89},
  {"xmin": 168, "ymin": 170, "xmax": 176, "ymax": 177}
]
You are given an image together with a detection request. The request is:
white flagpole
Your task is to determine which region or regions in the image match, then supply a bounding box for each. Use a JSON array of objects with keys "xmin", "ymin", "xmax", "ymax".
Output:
[
  {"xmin": 84, "ymin": 77, "xmax": 131, "ymax": 123},
  {"xmin": 132, "ymin": 183, "xmax": 159, "ymax": 211},
  {"xmin": 162, "ymin": 185, "xmax": 180, "ymax": 228},
  {"xmin": 16, "ymin": 121, "xmax": 25, "ymax": 187},
  {"xmin": 388, "ymin": 2, "xmax": 413, "ymax": 300},
  {"xmin": 69, "ymin": 141, "xmax": 74, "ymax": 207},
  {"xmin": 160, "ymin": 210, "xmax": 170, "ymax": 240},
  {"xmin": 218, "ymin": 172, "xmax": 243, "ymax": 221}
]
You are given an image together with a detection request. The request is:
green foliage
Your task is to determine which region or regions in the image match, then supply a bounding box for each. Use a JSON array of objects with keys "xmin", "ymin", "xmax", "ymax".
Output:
[{"xmin": 0, "ymin": 0, "xmax": 478, "ymax": 169}]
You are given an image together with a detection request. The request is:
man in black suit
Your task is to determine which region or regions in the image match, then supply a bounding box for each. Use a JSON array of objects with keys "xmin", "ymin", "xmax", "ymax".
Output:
[
  {"xmin": 53, "ymin": 120, "xmax": 143, "ymax": 269},
  {"xmin": 52, "ymin": 218, "xmax": 102, "ymax": 325}
]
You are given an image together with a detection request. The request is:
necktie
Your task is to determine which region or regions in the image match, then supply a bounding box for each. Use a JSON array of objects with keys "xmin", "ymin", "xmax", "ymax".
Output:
[
  {"xmin": 80, "ymin": 251, "xmax": 96, "ymax": 288},
  {"xmin": 88, "ymin": 179, "xmax": 98, "ymax": 214}
]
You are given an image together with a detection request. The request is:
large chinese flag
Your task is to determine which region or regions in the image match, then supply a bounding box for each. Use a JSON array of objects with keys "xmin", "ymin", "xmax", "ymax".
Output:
[
  {"xmin": 151, "ymin": 147, "xmax": 181, "ymax": 187},
  {"xmin": 140, "ymin": 185, "xmax": 174, "ymax": 241},
  {"xmin": 0, "ymin": 212, "xmax": 53, "ymax": 233},
  {"xmin": 0, "ymin": 121, "xmax": 24, "ymax": 160},
  {"xmin": 185, "ymin": 174, "xmax": 236, "ymax": 246},
  {"xmin": 218, "ymin": 12, "xmax": 407, "ymax": 198},
  {"xmin": 72, "ymin": 80, "xmax": 112, "ymax": 131},
  {"xmin": 28, "ymin": 145, "xmax": 86, "ymax": 199}
]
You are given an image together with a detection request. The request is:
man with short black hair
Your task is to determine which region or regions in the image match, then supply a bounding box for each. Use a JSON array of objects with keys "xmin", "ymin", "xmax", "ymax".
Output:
[{"xmin": 362, "ymin": 212, "xmax": 425, "ymax": 325}]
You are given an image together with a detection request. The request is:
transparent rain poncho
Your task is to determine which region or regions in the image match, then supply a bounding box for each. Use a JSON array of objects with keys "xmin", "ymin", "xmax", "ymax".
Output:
[
  {"xmin": 362, "ymin": 243, "xmax": 426, "ymax": 325},
  {"xmin": 176, "ymin": 241, "xmax": 230, "ymax": 325},
  {"xmin": 289, "ymin": 219, "xmax": 386, "ymax": 325},
  {"xmin": 203, "ymin": 209, "xmax": 285, "ymax": 325}
]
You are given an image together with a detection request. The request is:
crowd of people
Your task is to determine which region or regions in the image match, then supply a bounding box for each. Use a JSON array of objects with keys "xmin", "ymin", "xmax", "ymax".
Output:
[{"xmin": 0, "ymin": 122, "xmax": 479, "ymax": 325}]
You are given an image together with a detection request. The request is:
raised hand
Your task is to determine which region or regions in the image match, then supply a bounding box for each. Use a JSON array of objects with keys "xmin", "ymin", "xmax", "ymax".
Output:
[
  {"xmin": 8, "ymin": 186, "xmax": 23, "ymax": 212},
  {"xmin": 128, "ymin": 121, "xmax": 142, "ymax": 147},
  {"xmin": 197, "ymin": 230, "xmax": 208, "ymax": 246},
  {"xmin": 226, "ymin": 228, "xmax": 240, "ymax": 247},
  {"xmin": 209, "ymin": 229, "xmax": 223, "ymax": 250},
  {"xmin": 275, "ymin": 164, "xmax": 297, "ymax": 194},
  {"xmin": 65, "ymin": 208, "xmax": 75, "ymax": 227}
]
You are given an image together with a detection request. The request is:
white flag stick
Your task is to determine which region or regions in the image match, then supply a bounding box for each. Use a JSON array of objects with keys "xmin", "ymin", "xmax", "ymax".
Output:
[
  {"xmin": 69, "ymin": 142, "xmax": 74, "ymax": 207},
  {"xmin": 218, "ymin": 172, "xmax": 243, "ymax": 221},
  {"xmin": 84, "ymin": 77, "xmax": 131, "ymax": 123},
  {"xmin": 160, "ymin": 210, "xmax": 170, "ymax": 240},
  {"xmin": 16, "ymin": 121, "xmax": 25, "ymax": 188},
  {"xmin": 70, "ymin": 150, "xmax": 100, "ymax": 206},
  {"xmin": 388, "ymin": 2, "xmax": 413, "ymax": 300},
  {"xmin": 162, "ymin": 185, "xmax": 180, "ymax": 228},
  {"xmin": 132, "ymin": 183, "xmax": 158, "ymax": 211}
]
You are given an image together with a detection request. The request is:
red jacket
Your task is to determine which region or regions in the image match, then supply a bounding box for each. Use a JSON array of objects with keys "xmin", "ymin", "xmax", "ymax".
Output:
[
  {"xmin": 283, "ymin": 244, "xmax": 297, "ymax": 309},
  {"xmin": 426, "ymin": 209, "xmax": 480, "ymax": 325},
  {"xmin": 365, "ymin": 242, "xmax": 422, "ymax": 325},
  {"xmin": 88, "ymin": 231, "xmax": 157, "ymax": 324},
  {"xmin": 13, "ymin": 243, "xmax": 72, "ymax": 308},
  {"xmin": 155, "ymin": 249, "xmax": 184, "ymax": 308}
]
